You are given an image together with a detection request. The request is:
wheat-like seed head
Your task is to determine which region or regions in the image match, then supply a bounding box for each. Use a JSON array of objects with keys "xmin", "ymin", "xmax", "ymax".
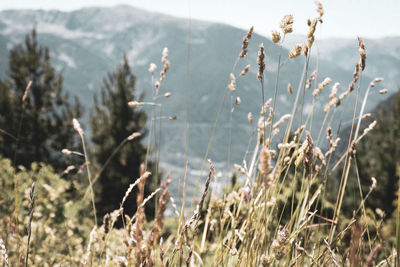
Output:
[
  {"xmin": 72, "ymin": 118, "xmax": 84, "ymax": 136},
  {"xmin": 257, "ymin": 43, "xmax": 265, "ymax": 82}
]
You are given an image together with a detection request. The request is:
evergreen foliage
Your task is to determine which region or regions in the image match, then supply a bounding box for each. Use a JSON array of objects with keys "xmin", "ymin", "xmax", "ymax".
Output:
[
  {"xmin": 90, "ymin": 55, "xmax": 160, "ymax": 221},
  {"xmin": 0, "ymin": 29, "xmax": 84, "ymax": 171},
  {"xmin": 355, "ymin": 92, "xmax": 400, "ymax": 216}
]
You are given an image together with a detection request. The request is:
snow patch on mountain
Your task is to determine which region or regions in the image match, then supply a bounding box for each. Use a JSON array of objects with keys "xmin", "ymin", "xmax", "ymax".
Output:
[{"xmin": 58, "ymin": 52, "xmax": 76, "ymax": 68}]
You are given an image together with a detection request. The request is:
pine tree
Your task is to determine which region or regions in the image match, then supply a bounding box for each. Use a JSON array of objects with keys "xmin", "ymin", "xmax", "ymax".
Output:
[
  {"xmin": 0, "ymin": 29, "xmax": 84, "ymax": 171},
  {"xmin": 90, "ymin": 55, "xmax": 159, "ymax": 221}
]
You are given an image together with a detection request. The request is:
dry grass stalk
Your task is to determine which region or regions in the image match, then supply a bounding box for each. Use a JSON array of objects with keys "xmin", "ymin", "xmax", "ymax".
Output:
[
  {"xmin": 25, "ymin": 182, "xmax": 35, "ymax": 267},
  {"xmin": 134, "ymin": 163, "xmax": 149, "ymax": 266},
  {"xmin": 22, "ymin": 81, "xmax": 32, "ymax": 110},
  {"xmin": 364, "ymin": 244, "xmax": 381, "ymax": 267},
  {"xmin": 82, "ymin": 226, "xmax": 97, "ymax": 266},
  {"xmin": 349, "ymin": 219, "xmax": 366, "ymax": 267},
  {"xmin": 147, "ymin": 176, "xmax": 171, "ymax": 248},
  {"xmin": 121, "ymin": 171, "xmax": 151, "ymax": 208},
  {"xmin": 240, "ymin": 26, "xmax": 254, "ymax": 58},
  {"xmin": 169, "ymin": 196, "xmax": 180, "ymax": 217},
  {"xmin": 141, "ymin": 188, "xmax": 161, "ymax": 208},
  {"xmin": 172, "ymin": 160, "xmax": 214, "ymax": 263}
]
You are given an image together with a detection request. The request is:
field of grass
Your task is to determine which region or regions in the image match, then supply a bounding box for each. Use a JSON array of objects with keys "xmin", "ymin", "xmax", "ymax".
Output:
[{"xmin": 0, "ymin": 2, "xmax": 399, "ymax": 266}]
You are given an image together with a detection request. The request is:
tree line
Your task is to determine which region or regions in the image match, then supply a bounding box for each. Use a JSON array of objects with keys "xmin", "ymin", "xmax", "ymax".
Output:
[{"xmin": 0, "ymin": 30, "xmax": 159, "ymax": 222}]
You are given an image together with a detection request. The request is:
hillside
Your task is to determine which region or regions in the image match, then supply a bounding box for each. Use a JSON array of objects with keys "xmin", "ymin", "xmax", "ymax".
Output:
[{"xmin": 0, "ymin": 5, "xmax": 395, "ymax": 200}]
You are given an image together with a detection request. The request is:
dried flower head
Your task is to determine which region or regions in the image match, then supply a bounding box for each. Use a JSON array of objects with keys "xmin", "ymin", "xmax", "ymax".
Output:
[
  {"xmin": 260, "ymin": 98, "xmax": 272, "ymax": 115},
  {"xmin": 228, "ymin": 73, "xmax": 236, "ymax": 92},
  {"xmin": 289, "ymin": 44, "xmax": 302, "ymax": 58},
  {"xmin": 127, "ymin": 132, "xmax": 141, "ymax": 141},
  {"xmin": 72, "ymin": 118, "xmax": 84, "ymax": 136},
  {"xmin": 302, "ymin": 43, "xmax": 309, "ymax": 56},
  {"xmin": 313, "ymin": 77, "xmax": 331, "ymax": 97},
  {"xmin": 248, "ymin": 112, "xmax": 253, "ymax": 124},
  {"xmin": 235, "ymin": 97, "xmax": 241, "ymax": 106},
  {"xmin": 148, "ymin": 63, "xmax": 157, "ymax": 74},
  {"xmin": 306, "ymin": 70, "xmax": 317, "ymax": 89},
  {"xmin": 280, "ymin": 14, "xmax": 294, "ymax": 34},
  {"xmin": 164, "ymin": 92, "xmax": 172, "ymax": 98},
  {"xmin": 258, "ymin": 147, "xmax": 271, "ymax": 174},
  {"xmin": 271, "ymin": 228, "xmax": 290, "ymax": 260},
  {"xmin": 358, "ymin": 36, "xmax": 366, "ymax": 71},
  {"xmin": 272, "ymin": 30, "xmax": 281, "ymax": 43},
  {"xmin": 379, "ymin": 89, "xmax": 388, "ymax": 94},
  {"xmin": 240, "ymin": 26, "xmax": 254, "ymax": 58},
  {"xmin": 347, "ymin": 62, "xmax": 360, "ymax": 93},
  {"xmin": 257, "ymin": 43, "xmax": 265, "ymax": 82},
  {"xmin": 162, "ymin": 47, "xmax": 168, "ymax": 63},
  {"xmin": 304, "ymin": 131, "xmax": 314, "ymax": 173},
  {"xmin": 160, "ymin": 47, "xmax": 170, "ymax": 81},
  {"xmin": 370, "ymin": 177, "xmax": 377, "ymax": 191},
  {"xmin": 362, "ymin": 120, "xmax": 377, "ymax": 136},
  {"xmin": 240, "ymin": 64, "xmax": 251, "ymax": 76},
  {"xmin": 361, "ymin": 113, "xmax": 371, "ymax": 120},
  {"xmin": 273, "ymin": 114, "xmax": 291, "ymax": 129},
  {"xmin": 128, "ymin": 101, "xmax": 141, "ymax": 107},
  {"xmin": 288, "ymin": 83, "xmax": 293, "ymax": 94},
  {"xmin": 315, "ymin": 1, "xmax": 324, "ymax": 17},
  {"xmin": 62, "ymin": 148, "xmax": 72, "ymax": 155}
]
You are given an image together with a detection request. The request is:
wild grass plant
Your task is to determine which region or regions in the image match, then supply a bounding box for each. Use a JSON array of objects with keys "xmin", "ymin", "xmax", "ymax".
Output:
[{"xmin": 0, "ymin": 2, "xmax": 399, "ymax": 266}]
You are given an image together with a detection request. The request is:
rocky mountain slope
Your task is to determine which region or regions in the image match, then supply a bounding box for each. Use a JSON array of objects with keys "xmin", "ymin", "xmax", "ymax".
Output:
[{"xmin": 0, "ymin": 6, "xmax": 396, "ymax": 201}]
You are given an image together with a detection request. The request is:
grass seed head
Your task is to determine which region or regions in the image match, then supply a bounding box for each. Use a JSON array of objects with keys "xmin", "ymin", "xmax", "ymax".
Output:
[
  {"xmin": 240, "ymin": 26, "xmax": 254, "ymax": 58},
  {"xmin": 272, "ymin": 30, "xmax": 281, "ymax": 43},
  {"xmin": 257, "ymin": 43, "xmax": 265, "ymax": 82},
  {"xmin": 240, "ymin": 64, "xmax": 251, "ymax": 76},
  {"xmin": 72, "ymin": 118, "xmax": 84, "ymax": 136}
]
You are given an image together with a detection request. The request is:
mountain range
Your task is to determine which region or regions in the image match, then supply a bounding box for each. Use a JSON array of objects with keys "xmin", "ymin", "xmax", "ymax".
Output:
[{"xmin": 0, "ymin": 5, "xmax": 398, "ymax": 203}]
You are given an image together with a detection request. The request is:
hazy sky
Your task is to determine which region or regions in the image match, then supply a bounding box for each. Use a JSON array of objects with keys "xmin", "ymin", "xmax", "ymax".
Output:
[{"xmin": 0, "ymin": 0, "xmax": 399, "ymax": 39}]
